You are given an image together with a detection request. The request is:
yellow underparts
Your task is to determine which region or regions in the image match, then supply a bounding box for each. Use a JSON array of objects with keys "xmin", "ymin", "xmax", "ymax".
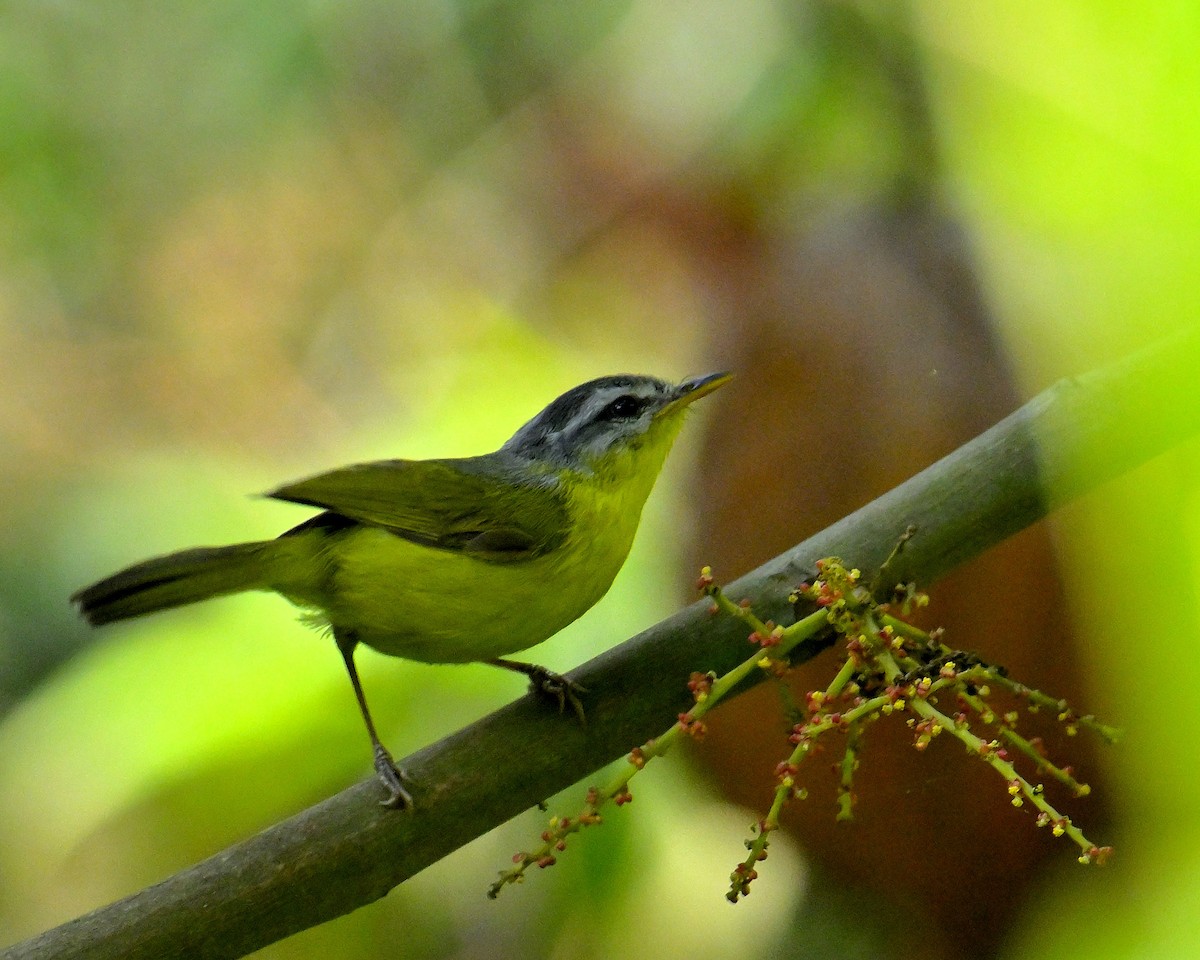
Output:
[{"xmin": 275, "ymin": 415, "xmax": 684, "ymax": 664}]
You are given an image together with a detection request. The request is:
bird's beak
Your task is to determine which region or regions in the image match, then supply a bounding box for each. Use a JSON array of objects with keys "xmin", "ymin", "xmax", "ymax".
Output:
[{"xmin": 659, "ymin": 371, "xmax": 733, "ymax": 416}]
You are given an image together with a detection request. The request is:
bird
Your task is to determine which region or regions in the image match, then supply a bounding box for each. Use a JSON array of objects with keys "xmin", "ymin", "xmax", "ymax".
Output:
[{"xmin": 72, "ymin": 371, "xmax": 730, "ymax": 807}]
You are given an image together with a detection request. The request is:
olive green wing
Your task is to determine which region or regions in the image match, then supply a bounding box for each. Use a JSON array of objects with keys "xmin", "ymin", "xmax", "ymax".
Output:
[{"xmin": 267, "ymin": 456, "xmax": 568, "ymax": 561}]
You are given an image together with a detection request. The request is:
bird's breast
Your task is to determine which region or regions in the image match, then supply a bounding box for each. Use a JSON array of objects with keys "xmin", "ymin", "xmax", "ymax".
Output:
[{"xmin": 311, "ymin": 481, "xmax": 644, "ymax": 664}]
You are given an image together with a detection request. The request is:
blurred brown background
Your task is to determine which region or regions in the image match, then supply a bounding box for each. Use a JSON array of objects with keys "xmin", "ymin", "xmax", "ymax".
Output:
[{"xmin": 2, "ymin": 1, "xmax": 1198, "ymax": 958}]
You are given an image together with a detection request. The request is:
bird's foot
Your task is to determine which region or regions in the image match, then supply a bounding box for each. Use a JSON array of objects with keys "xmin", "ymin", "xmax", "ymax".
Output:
[
  {"xmin": 373, "ymin": 743, "xmax": 414, "ymax": 810},
  {"xmin": 524, "ymin": 666, "xmax": 588, "ymax": 727}
]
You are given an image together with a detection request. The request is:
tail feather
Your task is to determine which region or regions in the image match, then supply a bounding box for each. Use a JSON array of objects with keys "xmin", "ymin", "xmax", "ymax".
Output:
[{"xmin": 72, "ymin": 542, "xmax": 275, "ymax": 626}]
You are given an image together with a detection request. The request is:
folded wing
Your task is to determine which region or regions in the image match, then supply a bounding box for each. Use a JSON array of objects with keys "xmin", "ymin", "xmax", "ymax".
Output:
[{"xmin": 267, "ymin": 455, "xmax": 569, "ymax": 562}]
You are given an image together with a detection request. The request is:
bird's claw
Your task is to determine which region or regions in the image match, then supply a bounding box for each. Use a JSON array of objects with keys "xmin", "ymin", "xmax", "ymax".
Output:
[
  {"xmin": 526, "ymin": 667, "xmax": 588, "ymax": 727},
  {"xmin": 373, "ymin": 743, "xmax": 414, "ymax": 810}
]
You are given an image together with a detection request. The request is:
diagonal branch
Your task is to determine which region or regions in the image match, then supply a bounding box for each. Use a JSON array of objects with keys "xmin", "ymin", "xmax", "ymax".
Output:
[{"xmin": 5, "ymin": 330, "xmax": 1199, "ymax": 960}]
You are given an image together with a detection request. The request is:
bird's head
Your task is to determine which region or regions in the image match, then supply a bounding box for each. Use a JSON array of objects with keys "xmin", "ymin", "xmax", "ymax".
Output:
[{"xmin": 502, "ymin": 372, "xmax": 731, "ymax": 481}]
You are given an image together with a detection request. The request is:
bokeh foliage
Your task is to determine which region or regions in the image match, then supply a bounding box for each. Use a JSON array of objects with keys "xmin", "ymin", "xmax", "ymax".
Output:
[{"xmin": 1, "ymin": 1, "xmax": 1198, "ymax": 958}]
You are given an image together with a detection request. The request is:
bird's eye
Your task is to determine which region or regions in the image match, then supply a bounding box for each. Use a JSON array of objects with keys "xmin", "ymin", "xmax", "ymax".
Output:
[{"xmin": 598, "ymin": 395, "xmax": 644, "ymax": 421}]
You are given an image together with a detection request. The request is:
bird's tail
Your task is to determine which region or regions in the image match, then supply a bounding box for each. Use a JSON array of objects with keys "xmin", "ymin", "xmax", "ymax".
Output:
[{"xmin": 72, "ymin": 542, "xmax": 278, "ymax": 626}]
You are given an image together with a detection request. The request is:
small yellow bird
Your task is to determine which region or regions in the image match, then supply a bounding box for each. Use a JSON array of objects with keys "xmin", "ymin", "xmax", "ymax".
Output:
[{"xmin": 73, "ymin": 372, "xmax": 730, "ymax": 806}]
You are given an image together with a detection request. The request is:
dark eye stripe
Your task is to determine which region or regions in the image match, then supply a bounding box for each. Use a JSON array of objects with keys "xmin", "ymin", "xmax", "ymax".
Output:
[{"xmin": 598, "ymin": 395, "xmax": 645, "ymax": 421}]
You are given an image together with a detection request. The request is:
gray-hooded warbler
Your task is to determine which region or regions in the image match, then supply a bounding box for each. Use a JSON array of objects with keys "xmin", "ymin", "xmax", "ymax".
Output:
[{"xmin": 73, "ymin": 371, "xmax": 731, "ymax": 807}]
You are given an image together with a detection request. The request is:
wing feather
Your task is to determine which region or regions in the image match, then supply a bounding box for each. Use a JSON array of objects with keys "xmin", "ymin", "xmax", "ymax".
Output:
[{"xmin": 267, "ymin": 455, "xmax": 568, "ymax": 561}]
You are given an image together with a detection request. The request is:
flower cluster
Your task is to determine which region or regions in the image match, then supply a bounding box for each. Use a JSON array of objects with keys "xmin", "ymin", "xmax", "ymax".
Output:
[
  {"xmin": 727, "ymin": 557, "xmax": 1119, "ymax": 901},
  {"xmin": 489, "ymin": 558, "xmax": 1118, "ymax": 902}
]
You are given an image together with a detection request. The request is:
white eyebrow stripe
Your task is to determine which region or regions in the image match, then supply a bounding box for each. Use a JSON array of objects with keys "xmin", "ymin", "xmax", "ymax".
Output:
[{"xmin": 569, "ymin": 384, "xmax": 664, "ymax": 431}]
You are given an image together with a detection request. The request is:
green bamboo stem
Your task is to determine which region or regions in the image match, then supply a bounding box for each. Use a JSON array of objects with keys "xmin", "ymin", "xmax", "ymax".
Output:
[{"xmin": 5, "ymin": 331, "xmax": 1198, "ymax": 959}]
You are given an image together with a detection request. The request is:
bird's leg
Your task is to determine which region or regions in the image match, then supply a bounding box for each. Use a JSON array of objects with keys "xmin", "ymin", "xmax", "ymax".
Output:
[
  {"xmin": 335, "ymin": 629, "xmax": 413, "ymax": 809},
  {"xmin": 488, "ymin": 658, "xmax": 588, "ymax": 726}
]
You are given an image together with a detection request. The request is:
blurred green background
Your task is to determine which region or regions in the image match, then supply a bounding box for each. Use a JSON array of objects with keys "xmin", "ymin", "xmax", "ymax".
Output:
[{"xmin": 1, "ymin": 1, "xmax": 1198, "ymax": 958}]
